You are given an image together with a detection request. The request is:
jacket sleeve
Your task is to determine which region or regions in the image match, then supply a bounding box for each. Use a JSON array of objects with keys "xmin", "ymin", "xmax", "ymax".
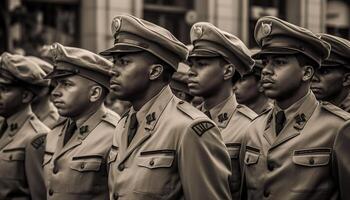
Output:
[
  {"xmin": 178, "ymin": 119, "xmax": 233, "ymax": 200},
  {"xmin": 333, "ymin": 121, "xmax": 350, "ymax": 200},
  {"xmin": 25, "ymin": 133, "xmax": 47, "ymax": 200}
]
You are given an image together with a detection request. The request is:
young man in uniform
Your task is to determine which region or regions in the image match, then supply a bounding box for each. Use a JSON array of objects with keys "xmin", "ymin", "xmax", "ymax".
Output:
[
  {"xmin": 187, "ymin": 22, "xmax": 257, "ymax": 199},
  {"xmin": 43, "ymin": 43, "xmax": 120, "ymax": 200},
  {"xmin": 241, "ymin": 16, "xmax": 350, "ymax": 200},
  {"xmin": 28, "ymin": 56, "xmax": 60, "ymax": 128},
  {"xmin": 100, "ymin": 14, "xmax": 232, "ymax": 200},
  {"xmin": 0, "ymin": 52, "xmax": 50, "ymax": 200},
  {"xmin": 311, "ymin": 34, "xmax": 350, "ymax": 112},
  {"xmin": 235, "ymin": 60, "xmax": 273, "ymax": 114}
]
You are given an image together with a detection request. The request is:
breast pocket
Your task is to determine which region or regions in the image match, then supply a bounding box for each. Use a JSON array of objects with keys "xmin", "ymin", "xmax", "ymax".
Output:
[
  {"xmin": 70, "ymin": 156, "xmax": 103, "ymax": 172},
  {"xmin": 134, "ymin": 150, "xmax": 176, "ymax": 196},
  {"xmin": 0, "ymin": 148, "xmax": 25, "ymax": 180},
  {"xmin": 243, "ymin": 147, "xmax": 261, "ymax": 189},
  {"xmin": 291, "ymin": 148, "xmax": 332, "ymax": 192}
]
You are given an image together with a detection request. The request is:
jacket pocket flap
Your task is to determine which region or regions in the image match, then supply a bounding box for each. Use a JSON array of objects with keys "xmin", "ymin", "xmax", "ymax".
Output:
[
  {"xmin": 2, "ymin": 149, "xmax": 25, "ymax": 161},
  {"xmin": 137, "ymin": 155, "xmax": 174, "ymax": 169},
  {"xmin": 293, "ymin": 154, "xmax": 330, "ymax": 167},
  {"xmin": 70, "ymin": 159, "xmax": 102, "ymax": 172},
  {"xmin": 244, "ymin": 151, "xmax": 259, "ymax": 165}
]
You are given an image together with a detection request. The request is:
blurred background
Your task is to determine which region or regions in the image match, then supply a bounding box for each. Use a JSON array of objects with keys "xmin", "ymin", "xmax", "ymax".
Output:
[{"xmin": 0, "ymin": 0, "xmax": 349, "ymax": 56}]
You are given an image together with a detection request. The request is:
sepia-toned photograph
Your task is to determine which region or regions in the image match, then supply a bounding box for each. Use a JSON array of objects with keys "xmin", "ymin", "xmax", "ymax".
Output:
[{"xmin": 0, "ymin": 0, "xmax": 349, "ymax": 199}]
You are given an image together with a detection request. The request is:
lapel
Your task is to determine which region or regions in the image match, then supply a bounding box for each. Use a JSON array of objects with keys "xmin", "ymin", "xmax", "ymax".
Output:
[
  {"xmin": 266, "ymin": 93, "xmax": 318, "ymax": 150},
  {"xmin": 53, "ymin": 106, "xmax": 106, "ymax": 161},
  {"xmin": 214, "ymin": 95, "xmax": 237, "ymax": 129},
  {"xmin": 119, "ymin": 86, "xmax": 174, "ymax": 164},
  {"xmin": 0, "ymin": 106, "xmax": 32, "ymax": 150}
]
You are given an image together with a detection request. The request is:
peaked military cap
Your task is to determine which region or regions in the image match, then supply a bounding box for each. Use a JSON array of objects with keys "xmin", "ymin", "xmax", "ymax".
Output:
[
  {"xmin": 253, "ymin": 16, "xmax": 331, "ymax": 67},
  {"xmin": 27, "ymin": 56, "xmax": 54, "ymax": 74},
  {"xmin": 99, "ymin": 14, "xmax": 188, "ymax": 70},
  {"xmin": 318, "ymin": 33, "xmax": 350, "ymax": 68},
  {"xmin": 46, "ymin": 42, "xmax": 113, "ymax": 89},
  {"xmin": 189, "ymin": 22, "xmax": 254, "ymax": 76},
  {"xmin": 0, "ymin": 52, "xmax": 50, "ymax": 94}
]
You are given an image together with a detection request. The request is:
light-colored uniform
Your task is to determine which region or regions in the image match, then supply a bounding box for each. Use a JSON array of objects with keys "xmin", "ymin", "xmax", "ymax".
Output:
[
  {"xmin": 0, "ymin": 106, "xmax": 49, "ymax": 200},
  {"xmin": 198, "ymin": 94, "xmax": 256, "ymax": 199},
  {"xmin": 241, "ymin": 92, "xmax": 350, "ymax": 200},
  {"xmin": 43, "ymin": 105, "xmax": 119, "ymax": 200},
  {"xmin": 108, "ymin": 86, "xmax": 232, "ymax": 200}
]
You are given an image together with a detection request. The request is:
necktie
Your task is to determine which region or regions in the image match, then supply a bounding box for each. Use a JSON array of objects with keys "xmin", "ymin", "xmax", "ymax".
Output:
[
  {"xmin": 275, "ymin": 111, "xmax": 286, "ymax": 136},
  {"xmin": 63, "ymin": 120, "xmax": 77, "ymax": 146},
  {"xmin": 127, "ymin": 113, "xmax": 138, "ymax": 146},
  {"xmin": 0, "ymin": 119, "xmax": 8, "ymax": 139},
  {"xmin": 204, "ymin": 110, "xmax": 212, "ymax": 119}
]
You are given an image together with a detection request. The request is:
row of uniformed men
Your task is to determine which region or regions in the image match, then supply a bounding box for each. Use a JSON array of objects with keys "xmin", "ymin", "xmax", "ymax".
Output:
[{"xmin": 0, "ymin": 14, "xmax": 349, "ymax": 200}]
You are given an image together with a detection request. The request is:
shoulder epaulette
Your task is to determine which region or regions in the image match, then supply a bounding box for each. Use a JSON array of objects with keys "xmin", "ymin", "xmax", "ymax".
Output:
[
  {"xmin": 31, "ymin": 134, "xmax": 46, "ymax": 149},
  {"xmin": 177, "ymin": 101, "xmax": 205, "ymax": 119},
  {"xmin": 321, "ymin": 101, "xmax": 350, "ymax": 120},
  {"xmin": 29, "ymin": 117, "xmax": 50, "ymax": 134},
  {"xmin": 102, "ymin": 110, "xmax": 120, "ymax": 126},
  {"xmin": 236, "ymin": 104, "xmax": 258, "ymax": 120}
]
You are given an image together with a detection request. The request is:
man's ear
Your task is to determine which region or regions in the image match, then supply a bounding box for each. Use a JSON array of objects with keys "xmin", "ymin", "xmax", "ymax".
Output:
[
  {"xmin": 22, "ymin": 90, "xmax": 34, "ymax": 104},
  {"xmin": 223, "ymin": 64, "xmax": 234, "ymax": 80},
  {"xmin": 343, "ymin": 72, "xmax": 350, "ymax": 87},
  {"xmin": 89, "ymin": 85, "xmax": 103, "ymax": 102},
  {"xmin": 302, "ymin": 65, "xmax": 314, "ymax": 81},
  {"xmin": 149, "ymin": 64, "xmax": 163, "ymax": 80}
]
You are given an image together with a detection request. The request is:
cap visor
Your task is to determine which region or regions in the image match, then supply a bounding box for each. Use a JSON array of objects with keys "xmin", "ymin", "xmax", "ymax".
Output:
[
  {"xmin": 252, "ymin": 48, "xmax": 299, "ymax": 59},
  {"xmin": 188, "ymin": 49, "xmax": 220, "ymax": 58},
  {"xmin": 99, "ymin": 43, "xmax": 144, "ymax": 56},
  {"xmin": 45, "ymin": 70, "xmax": 75, "ymax": 79}
]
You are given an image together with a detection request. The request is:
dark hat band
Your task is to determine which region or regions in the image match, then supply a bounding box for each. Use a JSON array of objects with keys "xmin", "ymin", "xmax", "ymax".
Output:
[
  {"xmin": 262, "ymin": 36, "xmax": 323, "ymax": 66},
  {"xmin": 54, "ymin": 62, "xmax": 111, "ymax": 89},
  {"xmin": 115, "ymin": 32, "xmax": 182, "ymax": 69},
  {"xmin": 194, "ymin": 40, "xmax": 246, "ymax": 75}
]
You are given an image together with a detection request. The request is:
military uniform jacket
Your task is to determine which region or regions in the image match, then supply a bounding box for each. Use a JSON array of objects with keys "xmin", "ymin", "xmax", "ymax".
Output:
[
  {"xmin": 198, "ymin": 95, "xmax": 257, "ymax": 199},
  {"xmin": 43, "ymin": 105, "xmax": 119, "ymax": 200},
  {"xmin": 108, "ymin": 86, "xmax": 232, "ymax": 200},
  {"xmin": 0, "ymin": 106, "xmax": 50, "ymax": 200},
  {"xmin": 339, "ymin": 92, "xmax": 350, "ymax": 113},
  {"xmin": 36, "ymin": 102, "xmax": 60, "ymax": 129},
  {"xmin": 241, "ymin": 92, "xmax": 350, "ymax": 200}
]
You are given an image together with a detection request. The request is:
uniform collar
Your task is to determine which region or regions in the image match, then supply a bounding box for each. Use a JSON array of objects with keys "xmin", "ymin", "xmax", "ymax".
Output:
[
  {"xmin": 128, "ymin": 85, "xmax": 173, "ymax": 132},
  {"xmin": 6, "ymin": 105, "xmax": 34, "ymax": 137},
  {"xmin": 201, "ymin": 94, "xmax": 238, "ymax": 128}
]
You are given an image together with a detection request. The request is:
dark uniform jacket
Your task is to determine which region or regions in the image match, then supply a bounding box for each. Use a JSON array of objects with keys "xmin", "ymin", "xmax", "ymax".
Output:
[{"xmin": 241, "ymin": 91, "xmax": 350, "ymax": 200}]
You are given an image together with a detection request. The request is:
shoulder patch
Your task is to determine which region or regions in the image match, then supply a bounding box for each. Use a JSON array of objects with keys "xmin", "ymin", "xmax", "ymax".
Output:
[
  {"xmin": 237, "ymin": 104, "xmax": 258, "ymax": 120},
  {"xmin": 102, "ymin": 110, "xmax": 120, "ymax": 126},
  {"xmin": 192, "ymin": 121, "xmax": 215, "ymax": 137},
  {"xmin": 31, "ymin": 134, "xmax": 47, "ymax": 149},
  {"xmin": 177, "ymin": 100, "xmax": 205, "ymax": 119},
  {"xmin": 321, "ymin": 101, "xmax": 350, "ymax": 120},
  {"xmin": 29, "ymin": 117, "xmax": 51, "ymax": 134}
]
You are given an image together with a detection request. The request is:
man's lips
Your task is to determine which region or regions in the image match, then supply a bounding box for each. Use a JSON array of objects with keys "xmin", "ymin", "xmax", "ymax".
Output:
[{"xmin": 53, "ymin": 101, "xmax": 65, "ymax": 107}]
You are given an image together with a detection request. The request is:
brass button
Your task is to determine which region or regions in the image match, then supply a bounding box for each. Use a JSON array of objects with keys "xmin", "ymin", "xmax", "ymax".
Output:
[
  {"xmin": 80, "ymin": 162, "xmax": 85, "ymax": 169},
  {"xmin": 53, "ymin": 166, "xmax": 59, "ymax": 174},
  {"xmin": 118, "ymin": 163, "xmax": 125, "ymax": 171},
  {"xmin": 149, "ymin": 159, "xmax": 155, "ymax": 166},
  {"xmin": 9, "ymin": 155, "xmax": 12, "ymax": 161},
  {"xmin": 309, "ymin": 157, "xmax": 315, "ymax": 165},
  {"xmin": 113, "ymin": 193, "xmax": 119, "ymax": 200},
  {"xmin": 48, "ymin": 189, "xmax": 54, "ymax": 196}
]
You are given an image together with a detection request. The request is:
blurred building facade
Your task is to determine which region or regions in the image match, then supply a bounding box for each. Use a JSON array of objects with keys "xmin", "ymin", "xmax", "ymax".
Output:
[{"xmin": 0, "ymin": 0, "xmax": 349, "ymax": 55}]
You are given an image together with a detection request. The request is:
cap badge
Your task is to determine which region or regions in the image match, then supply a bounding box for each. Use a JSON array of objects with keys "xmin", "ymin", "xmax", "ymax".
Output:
[
  {"xmin": 112, "ymin": 18, "xmax": 122, "ymax": 35},
  {"xmin": 261, "ymin": 22, "xmax": 272, "ymax": 37},
  {"xmin": 193, "ymin": 25, "xmax": 203, "ymax": 38}
]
